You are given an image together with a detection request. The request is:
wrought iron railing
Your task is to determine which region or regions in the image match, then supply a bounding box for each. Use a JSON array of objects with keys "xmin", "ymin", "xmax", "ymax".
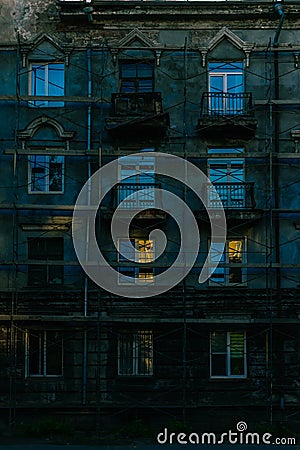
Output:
[
  {"xmin": 200, "ymin": 92, "xmax": 254, "ymax": 117},
  {"xmin": 111, "ymin": 92, "xmax": 163, "ymax": 116},
  {"xmin": 206, "ymin": 182, "xmax": 255, "ymax": 209},
  {"xmin": 115, "ymin": 183, "xmax": 160, "ymax": 209}
]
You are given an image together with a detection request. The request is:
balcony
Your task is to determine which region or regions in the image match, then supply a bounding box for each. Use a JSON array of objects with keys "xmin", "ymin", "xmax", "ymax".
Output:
[
  {"xmin": 197, "ymin": 92, "xmax": 257, "ymax": 139},
  {"xmin": 102, "ymin": 183, "xmax": 167, "ymax": 220},
  {"xmin": 106, "ymin": 92, "xmax": 169, "ymax": 139},
  {"xmin": 196, "ymin": 182, "xmax": 262, "ymax": 221}
]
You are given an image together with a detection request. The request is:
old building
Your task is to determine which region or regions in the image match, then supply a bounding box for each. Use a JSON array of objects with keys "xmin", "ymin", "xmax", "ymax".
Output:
[{"xmin": 0, "ymin": 0, "xmax": 300, "ymax": 439}]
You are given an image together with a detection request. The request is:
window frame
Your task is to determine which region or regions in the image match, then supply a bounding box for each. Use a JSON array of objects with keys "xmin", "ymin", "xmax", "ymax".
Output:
[
  {"xmin": 210, "ymin": 331, "xmax": 247, "ymax": 379},
  {"xmin": 28, "ymin": 154, "xmax": 65, "ymax": 194},
  {"xmin": 119, "ymin": 60, "xmax": 154, "ymax": 93},
  {"xmin": 27, "ymin": 237, "xmax": 64, "ymax": 287},
  {"xmin": 25, "ymin": 330, "xmax": 64, "ymax": 378},
  {"xmin": 117, "ymin": 330, "xmax": 154, "ymax": 377},
  {"xmin": 209, "ymin": 237, "xmax": 247, "ymax": 286},
  {"xmin": 28, "ymin": 62, "xmax": 65, "ymax": 107}
]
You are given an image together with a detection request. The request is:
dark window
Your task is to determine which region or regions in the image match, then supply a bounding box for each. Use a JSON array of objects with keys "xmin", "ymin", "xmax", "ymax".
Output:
[
  {"xmin": 120, "ymin": 61, "xmax": 154, "ymax": 93},
  {"xmin": 118, "ymin": 331, "xmax": 153, "ymax": 376},
  {"xmin": 28, "ymin": 238, "xmax": 64, "ymax": 286},
  {"xmin": 210, "ymin": 331, "xmax": 246, "ymax": 378},
  {"xmin": 26, "ymin": 330, "xmax": 63, "ymax": 377}
]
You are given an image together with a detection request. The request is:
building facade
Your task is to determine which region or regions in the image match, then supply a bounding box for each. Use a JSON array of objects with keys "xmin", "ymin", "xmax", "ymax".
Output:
[{"xmin": 0, "ymin": 0, "xmax": 300, "ymax": 438}]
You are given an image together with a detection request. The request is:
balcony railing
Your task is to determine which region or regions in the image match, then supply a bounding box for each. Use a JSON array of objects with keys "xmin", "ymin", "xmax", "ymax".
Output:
[
  {"xmin": 206, "ymin": 182, "xmax": 255, "ymax": 209},
  {"xmin": 115, "ymin": 183, "xmax": 160, "ymax": 209},
  {"xmin": 200, "ymin": 92, "xmax": 254, "ymax": 117},
  {"xmin": 111, "ymin": 92, "xmax": 163, "ymax": 117}
]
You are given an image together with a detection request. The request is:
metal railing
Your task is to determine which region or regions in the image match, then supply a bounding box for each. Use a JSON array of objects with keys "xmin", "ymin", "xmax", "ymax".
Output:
[
  {"xmin": 111, "ymin": 92, "xmax": 163, "ymax": 116},
  {"xmin": 200, "ymin": 92, "xmax": 254, "ymax": 117},
  {"xmin": 115, "ymin": 183, "xmax": 160, "ymax": 209},
  {"xmin": 206, "ymin": 182, "xmax": 255, "ymax": 208}
]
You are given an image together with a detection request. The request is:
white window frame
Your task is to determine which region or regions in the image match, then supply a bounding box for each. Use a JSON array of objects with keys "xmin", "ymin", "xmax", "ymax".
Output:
[
  {"xmin": 118, "ymin": 331, "xmax": 153, "ymax": 377},
  {"xmin": 28, "ymin": 155, "xmax": 64, "ymax": 194},
  {"xmin": 28, "ymin": 62, "xmax": 65, "ymax": 107},
  {"xmin": 208, "ymin": 62, "xmax": 244, "ymax": 115},
  {"xmin": 25, "ymin": 330, "xmax": 63, "ymax": 378},
  {"xmin": 209, "ymin": 238, "xmax": 247, "ymax": 286},
  {"xmin": 118, "ymin": 238, "xmax": 155, "ymax": 285},
  {"xmin": 210, "ymin": 331, "xmax": 247, "ymax": 379}
]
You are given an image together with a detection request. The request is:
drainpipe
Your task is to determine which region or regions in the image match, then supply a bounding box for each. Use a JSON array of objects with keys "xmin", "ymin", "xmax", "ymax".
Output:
[
  {"xmin": 273, "ymin": 0, "xmax": 285, "ymax": 416},
  {"xmin": 83, "ymin": 47, "xmax": 92, "ymax": 406},
  {"xmin": 273, "ymin": 3, "xmax": 284, "ymax": 309}
]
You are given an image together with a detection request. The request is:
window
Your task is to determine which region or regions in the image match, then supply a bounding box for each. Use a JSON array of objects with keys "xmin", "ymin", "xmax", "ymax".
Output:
[
  {"xmin": 118, "ymin": 331, "xmax": 153, "ymax": 376},
  {"xmin": 29, "ymin": 155, "xmax": 64, "ymax": 193},
  {"xmin": 208, "ymin": 62, "xmax": 243, "ymax": 115},
  {"xmin": 209, "ymin": 238, "xmax": 246, "ymax": 286},
  {"xmin": 25, "ymin": 330, "xmax": 63, "ymax": 377},
  {"xmin": 28, "ymin": 237, "xmax": 64, "ymax": 286},
  {"xmin": 120, "ymin": 61, "xmax": 154, "ymax": 93},
  {"xmin": 208, "ymin": 157, "xmax": 244, "ymax": 208},
  {"xmin": 210, "ymin": 331, "xmax": 246, "ymax": 378},
  {"xmin": 118, "ymin": 238, "xmax": 154, "ymax": 284},
  {"xmin": 118, "ymin": 155, "xmax": 156, "ymax": 209},
  {"xmin": 29, "ymin": 62, "xmax": 64, "ymax": 107}
]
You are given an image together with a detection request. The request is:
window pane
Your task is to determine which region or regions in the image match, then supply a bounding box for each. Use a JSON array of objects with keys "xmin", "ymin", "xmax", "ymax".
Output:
[
  {"xmin": 30, "ymin": 156, "xmax": 47, "ymax": 192},
  {"xmin": 121, "ymin": 63, "xmax": 137, "ymax": 78},
  {"xmin": 137, "ymin": 63, "xmax": 153, "ymax": 78},
  {"xmin": 48, "ymin": 265, "xmax": 63, "ymax": 285},
  {"xmin": 46, "ymin": 331, "xmax": 62, "ymax": 375},
  {"xmin": 211, "ymin": 354, "xmax": 227, "ymax": 377},
  {"xmin": 119, "ymin": 334, "xmax": 134, "ymax": 375},
  {"xmin": 49, "ymin": 156, "xmax": 63, "ymax": 192},
  {"xmin": 119, "ymin": 239, "xmax": 135, "ymax": 262},
  {"xmin": 28, "ymin": 332, "xmax": 41, "ymax": 375},
  {"xmin": 119, "ymin": 267, "xmax": 135, "ymax": 284},
  {"xmin": 48, "ymin": 64, "xmax": 64, "ymax": 96},
  {"xmin": 138, "ymin": 79, "xmax": 153, "ymax": 92},
  {"xmin": 28, "ymin": 265, "xmax": 47, "ymax": 286},
  {"xmin": 211, "ymin": 331, "xmax": 226, "ymax": 352},
  {"xmin": 32, "ymin": 65, "xmax": 46, "ymax": 96},
  {"xmin": 230, "ymin": 333, "xmax": 245, "ymax": 376},
  {"xmin": 137, "ymin": 331, "xmax": 153, "ymax": 375},
  {"xmin": 121, "ymin": 81, "xmax": 136, "ymax": 93}
]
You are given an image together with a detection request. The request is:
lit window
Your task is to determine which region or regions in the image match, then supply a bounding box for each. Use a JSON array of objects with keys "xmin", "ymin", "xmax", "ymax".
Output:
[
  {"xmin": 118, "ymin": 331, "xmax": 153, "ymax": 376},
  {"xmin": 210, "ymin": 331, "xmax": 246, "ymax": 378},
  {"xmin": 209, "ymin": 238, "xmax": 246, "ymax": 286},
  {"xmin": 29, "ymin": 62, "xmax": 64, "ymax": 107},
  {"xmin": 28, "ymin": 237, "xmax": 64, "ymax": 286},
  {"xmin": 118, "ymin": 238, "xmax": 154, "ymax": 284},
  {"xmin": 29, "ymin": 155, "xmax": 64, "ymax": 193},
  {"xmin": 25, "ymin": 330, "xmax": 63, "ymax": 377},
  {"xmin": 120, "ymin": 61, "xmax": 154, "ymax": 93}
]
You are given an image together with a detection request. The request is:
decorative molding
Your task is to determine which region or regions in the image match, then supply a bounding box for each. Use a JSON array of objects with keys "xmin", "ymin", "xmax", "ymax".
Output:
[
  {"xmin": 203, "ymin": 27, "xmax": 253, "ymax": 67},
  {"xmin": 118, "ymin": 29, "xmax": 156, "ymax": 49},
  {"xmin": 17, "ymin": 117, "xmax": 75, "ymax": 141}
]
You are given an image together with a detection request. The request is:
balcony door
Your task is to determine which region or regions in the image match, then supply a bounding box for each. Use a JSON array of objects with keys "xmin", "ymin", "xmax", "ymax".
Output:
[
  {"xmin": 118, "ymin": 154, "xmax": 155, "ymax": 209},
  {"xmin": 209, "ymin": 62, "xmax": 244, "ymax": 115},
  {"xmin": 208, "ymin": 154, "xmax": 244, "ymax": 208}
]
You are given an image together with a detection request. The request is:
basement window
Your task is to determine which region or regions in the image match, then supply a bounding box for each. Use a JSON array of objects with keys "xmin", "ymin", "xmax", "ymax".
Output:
[
  {"xmin": 25, "ymin": 330, "xmax": 63, "ymax": 377},
  {"xmin": 118, "ymin": 238, "xmax": 154, "ymax": 284},
  {"xmin": 28, "ymin": 155, "xmax": 64, "ymax": 193},
  {"xmin": 210, "ymin": 331, "xmax": 246, "ymax": 378},
  {"xmin": 27, "ymin": 237, "xmax": 64, "ymax": 286},
  {"xmin": 29, "ymin": 62, "xmax": 65, "ymax": 107},
  {"xmin": 118, "ymin": 331, "xmax": 153, "ymax": 376}
]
